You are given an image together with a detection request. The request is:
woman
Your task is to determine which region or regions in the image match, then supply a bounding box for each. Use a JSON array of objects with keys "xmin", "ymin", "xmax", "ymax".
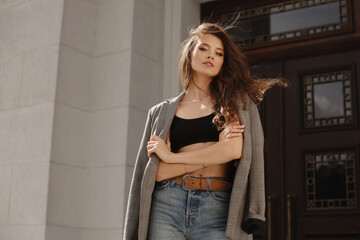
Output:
[{"xmin": 124, "ymin": 23, "xmax": 284, "ymax": 240}]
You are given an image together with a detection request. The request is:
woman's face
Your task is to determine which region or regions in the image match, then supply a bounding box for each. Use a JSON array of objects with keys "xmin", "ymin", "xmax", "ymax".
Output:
[{"xmin": 191, "ymin": 34, "xmax": 224, "ymax": 78}]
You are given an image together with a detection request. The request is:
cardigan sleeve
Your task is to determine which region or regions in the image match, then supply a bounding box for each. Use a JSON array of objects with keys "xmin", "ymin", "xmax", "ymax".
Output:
[
  {"xmin": 242, "ymin": 102, "xmax": 266, "ymax": 234},
  {"xmin": 123, "ymin": 108, "xmax": 153, "ymax": 240}
]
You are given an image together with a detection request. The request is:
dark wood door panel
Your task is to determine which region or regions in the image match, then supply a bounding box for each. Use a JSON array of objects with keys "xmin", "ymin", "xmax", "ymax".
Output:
[
  {"xmin": 301, "ymin": 214, "xmax": 360, "ymax": 233},
  {"xmin": 200, "ymin": 1, "xmax": 360, "ymax": 239},
  {"xmin": 282, "ymin": 49, "xmax": 360, "ymax": 239},
  {"xmin": 304, "ymin": 235, "xmax": 360, "ymax": 240},
  {"xmin": 252, "ymin": 49, "xmax": 360, "ymax": 240},
  {"xmin": 250, "ymin": 62, "xmax": 284, "ymax": 240}
]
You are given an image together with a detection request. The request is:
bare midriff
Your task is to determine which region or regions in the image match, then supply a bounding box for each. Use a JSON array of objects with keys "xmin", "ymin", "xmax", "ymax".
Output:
[{"xmin": 177, "ymin": 141, "xmax": 235, "ymax": 178}]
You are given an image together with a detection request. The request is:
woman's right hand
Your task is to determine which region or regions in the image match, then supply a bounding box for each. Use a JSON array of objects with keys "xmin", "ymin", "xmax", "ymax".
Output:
[{"xmin": 219, "ymin": 121, "xmax": 245, "ymax": 141}]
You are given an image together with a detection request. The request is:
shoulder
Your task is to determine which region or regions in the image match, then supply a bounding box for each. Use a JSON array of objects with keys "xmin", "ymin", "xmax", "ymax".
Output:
[
  {"xmin": 148, "ymin": 92, "xmax": 184, "ymax": 116},
  {"xmin": 147, "ymin": 101, "xmax": 165, "ymax": 118},
  {"xmin": 236, "ymin": 93, "xmax": 256, "ymax": 112},
  {"xmin": 148, "ymin": 96, "xmax": 174, "ymax": 116}
]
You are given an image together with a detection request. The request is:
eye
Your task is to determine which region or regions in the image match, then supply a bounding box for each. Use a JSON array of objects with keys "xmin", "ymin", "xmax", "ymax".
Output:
[
  {"xmin": 216, "ymin": 52, "xmax": 224, "ymax": 57},
  {"xmin": 199, "ymin": 47, "xmax": 207, "ymax": 51}
]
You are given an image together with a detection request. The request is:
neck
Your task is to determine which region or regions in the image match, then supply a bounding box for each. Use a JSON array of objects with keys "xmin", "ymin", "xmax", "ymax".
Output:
[{"xmin": 186, "ymin": 72, "xmax": 213, "ymax": 101}]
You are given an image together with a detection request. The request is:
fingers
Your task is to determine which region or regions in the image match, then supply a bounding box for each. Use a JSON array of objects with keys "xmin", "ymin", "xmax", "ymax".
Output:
[
  {"xmin": 147, "ymin": 142, "xmax": 157, "ymax": 148},
  {"xmin": 222, "ymin": 121, "xmax": 245, "ymax": 139},
  {"xmin": 228, "ymin": 127, "xmax": 244, "ymax": 133},
  {"xmin": 150, "ymin": 135, "xmax": 165, "ymax": 143},
  {"xmin": 225, "ymin": 132, "xmax": 243, "ymax": 139},
  {"xmin": 224, "ymin": 125, "xmax": 245, "ymax": 134},
  {"xmin": 147, "ymin": 136, "xmax": 159, "ymax": 158},
  {"xmin": 147, "ymin": 142, "xmax": 156, "ymax": 157},
  {"xmin": 147, "ymin": 135, "xmax": 168, "ymax": 158},
  {"xmin": 150, "ymin": 135, "xmax": 162, "ymax": 141},
  {"xmin": 224, "ymin": 125, "xmax": 244, "ymax": 132}
]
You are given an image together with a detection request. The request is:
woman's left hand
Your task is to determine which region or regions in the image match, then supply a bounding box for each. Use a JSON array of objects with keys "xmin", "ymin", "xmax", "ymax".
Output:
[
  {"xmin": 147, "ymin": 135, "xmax": 174, "ymax": 162},
  {"xmin": 219, "ymin": 121, "xmax": 245, "ymax": 141}
]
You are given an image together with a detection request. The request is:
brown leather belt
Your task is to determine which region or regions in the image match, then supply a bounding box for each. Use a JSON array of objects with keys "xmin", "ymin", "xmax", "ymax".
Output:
[{"xmin": 171, "ymin": 174, "xmax": 232, "ymax": 191}]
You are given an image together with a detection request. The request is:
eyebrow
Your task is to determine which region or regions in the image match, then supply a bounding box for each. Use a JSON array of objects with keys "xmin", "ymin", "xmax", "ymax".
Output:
[{"xmin": 199, "ymin": 43, "xmax": 224, "ymax": 52}]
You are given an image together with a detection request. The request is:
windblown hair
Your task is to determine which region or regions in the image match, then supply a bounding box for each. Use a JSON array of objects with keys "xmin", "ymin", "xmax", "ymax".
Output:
[{"xmin": 179, "ymin": 22, "xmax": 286, "ymax": 131}]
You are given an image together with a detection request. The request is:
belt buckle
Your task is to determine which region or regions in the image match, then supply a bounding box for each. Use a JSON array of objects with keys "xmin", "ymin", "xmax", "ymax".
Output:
[{"xmin": 182, "ymin": 174, "xmax": 195, "ymax": 191}]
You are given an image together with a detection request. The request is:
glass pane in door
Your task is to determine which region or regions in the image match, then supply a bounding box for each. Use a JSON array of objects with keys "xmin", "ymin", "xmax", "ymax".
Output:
[
  {"xmin": 302, "ymin": 69, "xmax": 353, "ymax": 128},
  {"xmin": 305, "ymin": 150, "xmax": 357, "ymax": 210}
]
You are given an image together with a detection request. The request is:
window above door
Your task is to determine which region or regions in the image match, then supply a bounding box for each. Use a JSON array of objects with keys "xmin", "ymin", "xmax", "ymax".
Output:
[
  {"xmin": 219, "ymin": 0, "xmax": 351, "ymax": 47},
  {"xmin": 201, "ymin": 0, "xmax": 359, "ymax": 63}
]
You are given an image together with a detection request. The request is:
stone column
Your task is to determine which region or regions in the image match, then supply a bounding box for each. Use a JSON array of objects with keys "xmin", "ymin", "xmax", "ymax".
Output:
[
  {"xmin": 47, "ymin": 0, "xmax": 165, "ymax": 239},
  {"xmin": 0, "ymin": 0, "xmax": 64, "ymax": 239},
  {"xmin": 0, "ymin": 0, "xmax": 201, "ymax": 239}
]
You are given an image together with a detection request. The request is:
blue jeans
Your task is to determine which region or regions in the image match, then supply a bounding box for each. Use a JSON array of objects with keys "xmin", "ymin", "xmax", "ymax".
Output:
[{"xmin": 147, "ymin": 176, "xmax": 231, "ymax": 240}]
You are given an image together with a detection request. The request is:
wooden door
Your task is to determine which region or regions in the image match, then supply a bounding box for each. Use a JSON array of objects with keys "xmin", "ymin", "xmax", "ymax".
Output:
[
  {"xmin": 253, "ymin": 50, "xmax": 360, "ymax": 240},
  {"xmin": 200, "ymin": 0, "xmax": 360, "ymax": 238}
]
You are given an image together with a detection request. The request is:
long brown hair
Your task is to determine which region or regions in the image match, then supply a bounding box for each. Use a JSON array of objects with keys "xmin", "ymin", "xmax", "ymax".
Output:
[{"xmin": 179, "ymin": 22, "xmax": 286, "ymax": 131}]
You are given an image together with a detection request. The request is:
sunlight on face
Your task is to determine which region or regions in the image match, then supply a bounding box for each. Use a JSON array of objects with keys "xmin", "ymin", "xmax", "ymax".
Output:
[{"xmin": 191, "ymin": 34, "xmax": 224, "ymax": 78}]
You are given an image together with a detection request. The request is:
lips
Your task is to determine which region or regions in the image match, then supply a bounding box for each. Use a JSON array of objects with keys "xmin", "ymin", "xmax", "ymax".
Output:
[{"xmin": 203, "ymin": 61, "xmax": 214, "ymax": 67}]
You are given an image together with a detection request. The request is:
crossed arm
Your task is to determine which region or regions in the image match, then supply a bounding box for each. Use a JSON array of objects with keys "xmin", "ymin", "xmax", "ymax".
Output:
[{"xmin": 149, "ymin": 121, "xmax": 245, "ymax": 181}]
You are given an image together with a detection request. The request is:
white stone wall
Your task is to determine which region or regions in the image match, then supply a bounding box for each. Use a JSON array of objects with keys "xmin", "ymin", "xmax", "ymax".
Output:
[
  {"xmin": 47, "ymin": 0, "xmax": 170, "ymax": 239},
  {"xmin": 47, "ymin": 0, "xmax": 138, "ymax": 239},
  {"xmin": 0, "ymin": 0, "xmax": 64, "ymax": 239},
  {"xmin": 0, "ymin": 0, "xmax": 201, "ymax": 239}
]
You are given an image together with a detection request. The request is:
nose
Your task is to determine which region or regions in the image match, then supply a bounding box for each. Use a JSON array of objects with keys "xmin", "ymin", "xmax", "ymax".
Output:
[{"xmin": 207, "ymin": 54, "xmax": 214, "ymax": 59}]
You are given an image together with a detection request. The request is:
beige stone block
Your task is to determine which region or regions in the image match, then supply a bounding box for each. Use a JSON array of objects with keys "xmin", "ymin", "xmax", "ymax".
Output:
[
  {"xmin": 93, "ymin": 0, "xmax": 134, "ymax": 55},
  {"xmin": 19, "ymin": 43, "xmax": 59, "ymax": 106},
  {"xmin": 180, "ymin": 0, "xmax": 200, "ymax": 38},
  {"xmin": 51, "ymin": 104, "xmax": 92, "ymax": 167},
  {"xmin": 91, "ymin": 50, "xmax": 131, "ymax": 110},
  {"xmin": 0, "ymin": 225, "xmax": 46, "ymax": 240},
  {"xmin": 61, "ymin": 0, "xmax": 96, "ymax": 54},
  {"xmin": 17, "ymin": 0, "xmax": 63, "ymax": 53},
  {"xmin": 46, "ymin": 163, "xmax": 84, "ymax": 227},
  {"xmin": 0, "ymin": 0, "xmax": 29, "ymax": 10},
  {"xmin": 45, "ymin": 225, "xmax": 81, "ymax": 240},
  {"xmin": 0, "ymin": 166, "xmax": 11, "ymax": 224},
  {"xmin": 81, "ymin": 166, "xmax": 126, "ymax": 228},
  {"xmin": 129, "ymin": 51, "xmax": 162, "ymax": 111},
  {"xmin": 0, "ymin": 103, "xmax": 54, "ymax": 165},
  {"xmin": 9, "ymin": 162, "xmax": 50, "ymax": 224},
  {"xmin": 126, "ymin": 107, "xmax": 148, "ymax": 167},
  {"xmin": 0, "ymin": 7, "xmax": 21, "ymax": 59},
  {"xmin": 57, "ymin": 45, "xmax": 92, "ymax": 110},
  {"xmin": 143, "ymin": 0, "xmax": 164, "ymax": 11},
  {"xmin": 0, "ymin": 0, "xmax": 62, "ymax": 57},
  {"xmin": 89, "ymin": 107, "xmax": 128, "ymax": 167},
  {"xmin": 0, "ymin": 55, "xmax": 22, "ymax": 110},
  {"xmin": 163, "ymin": 0, "xmax": 183, "ymax": 99},
  {"xmin": 132, "ymin": 0, "xmax": 164, "ymax": 61},
  {"xmin": 81, "ymin": 228, "xmax": 123, "ymax": 240},
  {"xmin": 87, "ymin": 0, "xmax": 115, "ymax": 5}
]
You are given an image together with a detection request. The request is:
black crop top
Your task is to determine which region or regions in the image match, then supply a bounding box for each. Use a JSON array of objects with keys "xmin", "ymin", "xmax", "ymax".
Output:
[{"xmin": 170, "ymin": 112, "xmax": 221, "ymax": 153}]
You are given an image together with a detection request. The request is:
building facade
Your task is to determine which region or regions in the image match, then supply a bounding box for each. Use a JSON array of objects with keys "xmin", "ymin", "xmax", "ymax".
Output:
[
  {"xmin": 1, "ymin": 0, "xmax": 359, "ymax": 239},
  {"xmin": 0, "ymin": 0, "xmax": 200, "ymax": 239}
]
